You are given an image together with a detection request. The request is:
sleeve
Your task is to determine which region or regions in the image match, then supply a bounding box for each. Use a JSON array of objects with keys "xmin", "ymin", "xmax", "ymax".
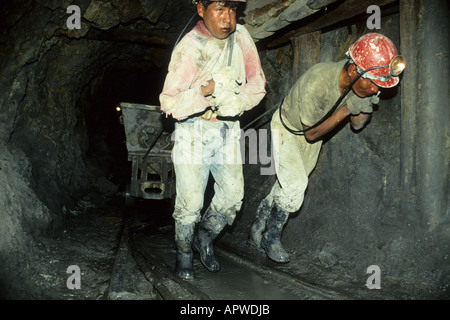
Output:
[
  {"xmin": 236, "ymin": 27, "xmax": 267, "ymax": 111},
  {"xmin": 159, "ymin": 45, "xmax": 211, "ymax": 121}
]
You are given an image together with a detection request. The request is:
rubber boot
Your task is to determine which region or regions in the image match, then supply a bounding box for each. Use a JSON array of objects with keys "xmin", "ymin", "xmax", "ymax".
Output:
[
  {"xmin": 175, "ymin": 222, "xmax": 195, "ymax": 280},
  {"xmin": 247, "ymin": 200, "xmax": 273, "ymax": 252},
  {"xmin": 193, "ymin": 207, "xmax": 227, "ymax": 272},
  {"xmin": 261, "ymin": 204, "xmax": 290, "ymax": 263}
]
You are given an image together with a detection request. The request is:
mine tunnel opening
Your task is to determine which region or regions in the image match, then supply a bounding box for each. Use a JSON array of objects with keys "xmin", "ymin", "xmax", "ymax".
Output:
[
  {"xmin": 79, "ymin": 52, "xmax": 176, "ymax": 233},
  {"xmin": 83, "ymin": 58, "xmax": 167, "ymax": 193}
]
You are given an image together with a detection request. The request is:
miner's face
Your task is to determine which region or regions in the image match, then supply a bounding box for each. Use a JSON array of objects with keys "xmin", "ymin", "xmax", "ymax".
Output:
[
  {"xmin": 349, "ymin": 64, "xmax": 380, "ymax": 97},
  {"xmin": 197, "ymin": 1, "xmax": 237, "ymax": 39}
]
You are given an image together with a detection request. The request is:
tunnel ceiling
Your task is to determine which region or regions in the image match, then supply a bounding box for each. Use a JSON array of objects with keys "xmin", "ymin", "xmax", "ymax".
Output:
[{"xmin": 53, "ymin": 0, "xmax": 398, "ymax": 47}]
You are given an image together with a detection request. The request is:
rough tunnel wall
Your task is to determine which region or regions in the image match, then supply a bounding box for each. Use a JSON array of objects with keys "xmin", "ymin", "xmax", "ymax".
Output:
[
  {"xmin": 0, "ymin": 143, "xmax": 55, "ymax": 298},
  {"xmin": 1, "ymin": 2, "xmax": 167, "ymax": 219},
  {"xmin": 223, "ymin": 16, "xmax": 448, "ymax": 298},
  {"xmin": 0, "ymin": 1, "xmax": 168, "ymax": 297},
  {"xmin": 0, "ymin": 2, "xmax": 66, "ymax": 297}
]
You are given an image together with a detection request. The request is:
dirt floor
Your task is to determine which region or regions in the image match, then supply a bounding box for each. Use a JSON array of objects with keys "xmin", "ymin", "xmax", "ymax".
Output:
[{"xmin": 22, "ymin": 189, "xmax": 445, "ymax": 301}]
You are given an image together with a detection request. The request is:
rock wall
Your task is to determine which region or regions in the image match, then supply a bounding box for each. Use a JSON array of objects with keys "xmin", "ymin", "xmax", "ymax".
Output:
[{"xmin": 0, "ymin": 0, "xmax": 169, "ymax": 297}]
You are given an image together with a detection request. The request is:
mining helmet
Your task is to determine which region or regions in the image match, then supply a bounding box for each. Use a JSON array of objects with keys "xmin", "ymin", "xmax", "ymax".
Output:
[
  {"xmin": 347, "ymin": 33, "xmax": 406, "ymax": 88},
  {"xmin": 192, "ymin": 0, "xmax": 246, "ymax": 3}
]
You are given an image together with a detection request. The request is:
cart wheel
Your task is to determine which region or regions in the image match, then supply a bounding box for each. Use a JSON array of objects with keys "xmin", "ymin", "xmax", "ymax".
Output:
[{"xmin": 125, "ymin": 184, "xmax": 135, "ymax": 207}]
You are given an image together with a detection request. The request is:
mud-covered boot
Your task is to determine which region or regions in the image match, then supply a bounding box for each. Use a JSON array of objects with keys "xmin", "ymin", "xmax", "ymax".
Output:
[
  {"xmin": 175, "ymin": 223, "xmax": 195, "ymax": 280},
  {"xmin": 261, "ymin": 204, "xmax": 290, "ymax": 263},
  {"xmin": 247, "ymin": 200, "xmax": 273, "ymax": 252},
  {"xmin": 193, "ymin": 207, "xmax": 227, "ymax": 272}
]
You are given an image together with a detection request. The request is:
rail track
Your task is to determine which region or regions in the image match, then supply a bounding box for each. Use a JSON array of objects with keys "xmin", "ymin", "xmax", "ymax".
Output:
[{"xmin": 106, "ymin": 203, "xmax": 349, "ymax": 301}]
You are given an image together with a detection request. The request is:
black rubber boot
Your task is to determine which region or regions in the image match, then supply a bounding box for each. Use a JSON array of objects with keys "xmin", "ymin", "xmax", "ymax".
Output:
[
  {"xmin": 193, "ymin": 207, "xmax": 227, "ymax": 272},
  {"xmin": 247, "ymin": 200, "xmax": 273, "ymax": 252},
  {"xmin": 175, "ymin": 223, "xmax": 195, "ymax": 280},
  {"xmin": 261, "ymin": 204, "xmax": 290, "ymax": 263}
]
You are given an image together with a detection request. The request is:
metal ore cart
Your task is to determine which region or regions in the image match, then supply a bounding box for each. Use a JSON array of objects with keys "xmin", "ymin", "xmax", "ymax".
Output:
[{"xmin": 119, "ymin": 102, "xmax": 175, "ymax": 205}]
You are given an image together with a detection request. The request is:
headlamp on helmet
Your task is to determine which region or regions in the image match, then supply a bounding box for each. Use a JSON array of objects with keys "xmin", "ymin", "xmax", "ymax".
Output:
[
  {"xmin": 353, "ymin": 54, "xmax": 406, "ymax": 83},
  {"xmin": 389, "ymin": 55, "xmax": 407, "ymax": 77}
]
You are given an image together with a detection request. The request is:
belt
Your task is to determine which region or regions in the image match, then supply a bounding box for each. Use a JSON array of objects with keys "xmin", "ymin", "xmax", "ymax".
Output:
[
  {"xmin": 199, "ymin": 107, "xmax": 239, "ymax": 122},
  {"xmin": 179, "ymin": 107, "xmax": 240, "ymax": 123}
]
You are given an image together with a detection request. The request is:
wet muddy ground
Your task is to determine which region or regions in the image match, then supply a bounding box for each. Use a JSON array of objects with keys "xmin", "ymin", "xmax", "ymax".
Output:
[{"xmin": 27, "ymin": 190, "xmax": 429, "ymax": 301}]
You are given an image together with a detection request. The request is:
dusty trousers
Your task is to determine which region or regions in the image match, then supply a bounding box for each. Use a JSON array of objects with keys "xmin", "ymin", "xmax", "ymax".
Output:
[
  {"xmin": 171, "ymin": 118, "xmax": 244, "ymax": 226},
  {"xmin": 265, "ymin": 110, "xmax": 322, "ymax": 213},
  {"xmin": 248, "ymin": 110, "xmax": 322, "ymax": 262}
]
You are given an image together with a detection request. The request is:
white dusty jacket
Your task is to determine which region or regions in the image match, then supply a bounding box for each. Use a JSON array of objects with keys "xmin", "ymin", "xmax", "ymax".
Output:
[{"xmin": 159, "ymin": 20, "xmax": 266, "ymax": 121}]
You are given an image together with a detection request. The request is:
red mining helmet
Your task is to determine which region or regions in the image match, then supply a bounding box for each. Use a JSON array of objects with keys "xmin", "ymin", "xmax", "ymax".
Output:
[{"xmin": 347, "ymin": 33, "xmax": 406, "ymax": 88}]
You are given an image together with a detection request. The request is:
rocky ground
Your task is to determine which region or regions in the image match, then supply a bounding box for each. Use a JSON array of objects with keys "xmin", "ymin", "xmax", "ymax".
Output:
[
  {"xmin": 20, "ymin": 188, "xmax": 444, "ymax": 301},
  {"xmin": 22, "ymin": 191, "xmax": 144, "ymax": 300}
]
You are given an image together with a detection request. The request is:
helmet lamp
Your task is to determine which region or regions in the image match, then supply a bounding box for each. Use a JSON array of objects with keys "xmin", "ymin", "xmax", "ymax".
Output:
[{"xmin": 390, "ymin": 55, "xmax": 406, "ymax": 77}]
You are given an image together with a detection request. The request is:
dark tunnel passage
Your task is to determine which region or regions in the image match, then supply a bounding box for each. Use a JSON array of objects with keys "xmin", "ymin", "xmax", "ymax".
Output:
[
  {"xmin": 0, "ymin": 0, "xmax": 449, "ymax": 301},
  {"xmin": 83, "ymin": 60, "xmax": 165, "ymax": 190}
]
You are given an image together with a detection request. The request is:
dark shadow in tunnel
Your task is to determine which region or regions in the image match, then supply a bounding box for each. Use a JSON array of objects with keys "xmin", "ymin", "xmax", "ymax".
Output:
[{"xmin": 84, "ymin": 60, "xmax": 166, "ymax": 191}]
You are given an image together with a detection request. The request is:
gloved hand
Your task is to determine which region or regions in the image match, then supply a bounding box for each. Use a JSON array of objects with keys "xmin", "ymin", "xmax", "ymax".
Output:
[
  {"xmin": 211, "ymin": 66, "xmax": 244, "ymax": 117},
  {"xmin": 370, "ymin": 92, "xmax": 380, "ymax": 105},
  {"xmin": 214, "ymin": 91, "xmax": 245, "ymax": 117},
  {"xmin": 212, "ymin": 66, "xmax": 242, "ymax": 96},
  {"xmin": 346, "ymin": 94, "xmax": 373, "ymax": 115}
]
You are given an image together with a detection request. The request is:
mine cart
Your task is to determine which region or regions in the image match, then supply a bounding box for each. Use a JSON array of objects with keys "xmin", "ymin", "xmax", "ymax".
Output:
[{"xmin": 118, "ymin": 102, "xmax": 175, "ymax": 205}]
